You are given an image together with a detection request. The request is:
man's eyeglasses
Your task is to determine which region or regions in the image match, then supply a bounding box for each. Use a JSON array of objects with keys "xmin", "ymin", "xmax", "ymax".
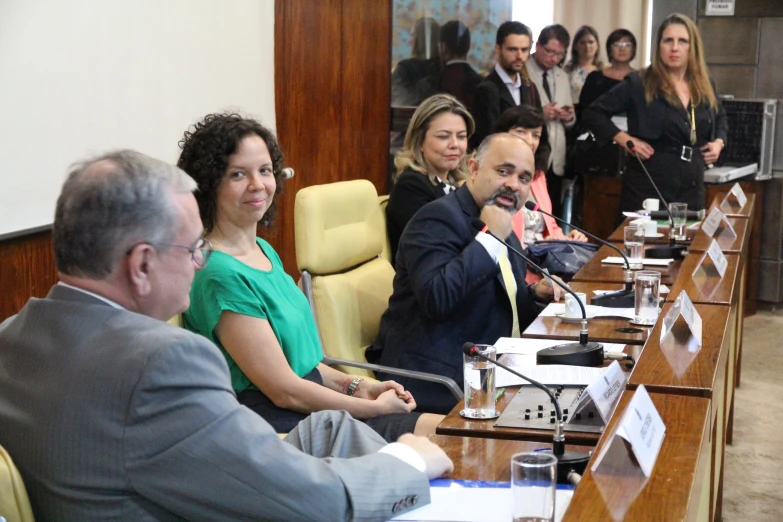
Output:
[
  {"xmin": 612, "ymin": 41, "xmax": 633, "ymax": 48},
  {"xmin": 126, "ymin": 237, "xmax": 213, "ymax": 268},
  {"xmin": 540, "ymin": 46, "xmax": 566, "ymax": 60}
]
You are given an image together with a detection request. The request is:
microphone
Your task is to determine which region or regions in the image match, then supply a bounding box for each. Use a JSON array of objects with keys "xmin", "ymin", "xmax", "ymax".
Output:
[
  {"xmin": 462, "ymin": 342, "xmax": 589, "ymax": 484},
  {"xmin": 625, "ymin": 140, "xmax": 687, "ymax": 259},
  {"xmin": 470, "ymin": 218, "xmax": 603, "ymax": 367},
  {"xmin": 523, "ymin": 201, "xmax": 634, "ymax": 308}
]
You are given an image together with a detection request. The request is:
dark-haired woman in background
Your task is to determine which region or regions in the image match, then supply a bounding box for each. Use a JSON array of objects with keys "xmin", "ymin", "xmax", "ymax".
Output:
[
  {"xmin": 578, "ymin": 28, "xmax": 637, "ymax": 117},
  {"xmin": 564, "ymin": 25, "xmax": 602, "ymax": 106},
  {"xmin": 179, "ymin": 113, "xmax": 442, "ymax": 440},
  {"xmin": 584, "ymin": 13, "xmax": 727, "ymax": 216}
]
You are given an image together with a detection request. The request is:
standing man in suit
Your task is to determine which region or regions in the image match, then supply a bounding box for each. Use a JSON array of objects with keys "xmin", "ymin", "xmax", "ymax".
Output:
[
  {"xmin": 472, "ymin": 21, "xmax": 541, "ymax": 149},
  {"xmin": 416, "ymin": 20, "xmax": 483, "ymax": 111},
  {"xmin": 526, "ymin": 24, "xmax": 575, "ymax": 217},
  {"xmin": 0, "ymin": 150, "xmax": 451, "ymax": 521},
  {"xmin": 368, "ymin": 134, "xmax": 563, "ymax": 414}
]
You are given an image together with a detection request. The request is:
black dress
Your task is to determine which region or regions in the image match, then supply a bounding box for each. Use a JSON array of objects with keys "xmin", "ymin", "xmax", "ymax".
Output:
[
  {"xmin": 583, "ymin": 71, "xmax": 728, "ymax": 217},
  {"xmin": 576, "ymin": 70, "xmax": 622, "ymax": 128}
]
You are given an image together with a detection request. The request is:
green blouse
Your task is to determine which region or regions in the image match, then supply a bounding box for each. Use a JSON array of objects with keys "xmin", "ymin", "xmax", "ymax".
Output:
[{"xmin": 184, "ymin": 238, "xmax": 323, "ymax": 393}]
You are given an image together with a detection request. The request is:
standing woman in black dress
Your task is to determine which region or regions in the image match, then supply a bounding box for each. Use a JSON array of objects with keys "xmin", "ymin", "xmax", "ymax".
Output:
[{"xmin": 583, "ymin": 13, "xmax": 727, "ymax": 217}]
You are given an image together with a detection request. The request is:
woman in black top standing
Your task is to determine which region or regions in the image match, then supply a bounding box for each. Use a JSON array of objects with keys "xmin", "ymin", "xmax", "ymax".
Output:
[
  {"xmin": 583, "ymin": 13, "xmax": 727, "ymax": 217},
  {"xmin": 386, "ymin": 94, "xmax": 474, "ymax": 264},
  {"xmin": 578, "ymin": 29, "xmax": 637, "ymax": 117}
]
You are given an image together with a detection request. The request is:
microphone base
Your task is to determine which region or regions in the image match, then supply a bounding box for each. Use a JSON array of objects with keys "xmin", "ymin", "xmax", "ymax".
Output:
[
  {"xmin": 539, "ymin": 449, "xmax": 591, "ymax": 484},
  {"xmin": 646, "ymin": 245, "xmax": 687, "ymax": 259},
  {"xmin": 536, "ymin": 342, "xmax": 604, "ymax": 367},
  {"xmin": 590, "ymin": 289, "xmax": 635, "ymax": 308}
]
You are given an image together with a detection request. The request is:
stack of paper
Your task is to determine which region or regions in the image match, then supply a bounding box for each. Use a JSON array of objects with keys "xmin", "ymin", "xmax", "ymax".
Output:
[{"xmin": 602, "ymin": 257, "xmax": 673, "ymax": 266}]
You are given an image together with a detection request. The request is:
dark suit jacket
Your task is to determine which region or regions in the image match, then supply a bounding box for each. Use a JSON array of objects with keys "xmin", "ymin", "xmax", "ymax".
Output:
[
  {"xmin": 582, "ymin": 71, "xmax": 728, "ymax": 147},
  {"xmin": 369, "ymin": 185, "xmax": 541, "ymax": 414},
  {"xmin": 415, "ymin": 62, "xmax": 484, "ymax": 111},
  {"xmin": 386, "ymin": 168, "xmax": 448, "ymax": 266},
  {"xmin": 0, "ymin": 285, "xmax": 429, "ymax": 521},
  {"xmin": 471, "ymin": 69, "xmax": 542, "ymax": 149}
]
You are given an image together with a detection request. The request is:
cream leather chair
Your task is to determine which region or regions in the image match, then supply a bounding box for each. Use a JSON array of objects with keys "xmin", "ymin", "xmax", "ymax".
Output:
[
  {"xmin": 295, "ymin": 180, "xmax": 461, "ymax": 399},
  {"xmin": 0, "ymin": 444, "xmax": 34, "ymax": 522}
]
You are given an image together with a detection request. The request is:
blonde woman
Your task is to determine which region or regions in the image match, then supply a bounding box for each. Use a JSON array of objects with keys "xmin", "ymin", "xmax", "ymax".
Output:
[
  {"xmin": 564, "ymin": 25, "xmax": 603, "ymax": 104},
  {"xmin": 386, "ymin": 94, "xmax": 475, "ymax": 263},
  {"xmin": 583, "ymin": 13, "xmax": 727, "ymax": 217}
]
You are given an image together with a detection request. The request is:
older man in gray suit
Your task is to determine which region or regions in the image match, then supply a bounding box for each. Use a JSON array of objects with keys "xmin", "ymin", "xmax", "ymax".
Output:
[{"xmin": 0, "ymin": 150, "xmax": 451, "ymax": 521}]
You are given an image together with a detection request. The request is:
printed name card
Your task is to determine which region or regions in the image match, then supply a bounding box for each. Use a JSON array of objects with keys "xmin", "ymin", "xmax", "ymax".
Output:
[
  {"xmin": 570, "ymin": 361, "xmax": 626, "ymax": 424},
  {"xmin": 721, "ymin": 182, "xmax": 747, "ymax": 210},
  {"xmin": 701, "ymin": 207, "xmax": 736, "ymax": 239},
  {"xmin": 660, "ymin": 291, "xmax": 703, "ymax": 347},
  {"xmin": 591, "ymin": 385, "xmax": 666, "ymax": 477},
  {"xmin": 692, "ymin": 239, "xmax": 728, "ymax": 279}
]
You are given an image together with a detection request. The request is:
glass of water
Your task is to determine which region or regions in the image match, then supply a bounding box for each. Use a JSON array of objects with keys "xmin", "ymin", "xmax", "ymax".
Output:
[
  {"xmin": 634, "ymin": 270, "xmax": 661, "ymax": 325},
  {"xmin": 461, "ymin": 344, "xmax": 497, "ymax": 419},
  {"xmin": 669, "ymin": 202, "xmax": 688, "ymax": 241},
  {"xmin": 624, "ymin": 225, "xmax": 645, "ymax": 269},
  {"xmin": 511, "ymin": 452, "xmax": 557, "ymax": 522}
]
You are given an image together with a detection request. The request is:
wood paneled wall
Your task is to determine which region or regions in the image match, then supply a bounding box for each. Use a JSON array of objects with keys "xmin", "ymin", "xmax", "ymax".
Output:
[
  {"xmin": 0, "ymin": 230, "xmax": 58, "ymax": 322},
  {"xmin": 271, "ymin": 0, "xmax": 392, "ymax": 276}
]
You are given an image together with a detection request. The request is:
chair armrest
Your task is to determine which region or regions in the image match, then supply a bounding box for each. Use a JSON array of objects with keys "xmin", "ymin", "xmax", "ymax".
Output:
[{"xmin": 323, "ymin": 356, "xmax": 463, "ymax": 400}]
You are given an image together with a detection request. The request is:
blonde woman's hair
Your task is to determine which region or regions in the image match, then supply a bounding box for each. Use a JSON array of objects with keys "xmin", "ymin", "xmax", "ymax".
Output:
[
  {"xmin": 394, "ymin": 94, "xmax": 475, "ymax": 186},
  {"xmin": 644, "ymin": 13, "xmax": 717, "ymax": 109}
]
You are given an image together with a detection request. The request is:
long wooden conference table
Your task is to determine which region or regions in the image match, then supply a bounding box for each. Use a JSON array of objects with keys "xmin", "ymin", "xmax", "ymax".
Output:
[{"xmin": 434, "ymin": 193, "xmax": 754, "ymax": 521}]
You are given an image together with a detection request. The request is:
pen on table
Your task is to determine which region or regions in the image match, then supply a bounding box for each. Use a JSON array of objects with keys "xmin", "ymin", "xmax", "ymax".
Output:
[{"xmin": 495, "ymin": 388, "xmax": 506, "ymax": 401}]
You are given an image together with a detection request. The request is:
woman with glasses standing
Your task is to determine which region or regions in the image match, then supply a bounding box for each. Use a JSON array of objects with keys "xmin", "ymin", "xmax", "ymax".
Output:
[
  {"xmin": 578, "ymin": 29, "xmax": 637, "ymax": 118},
  {"xmin": 584, "ymin": 14, "xmax": 727, "ymax": 218},
  {"xmin": 178, "ymin": 113, "xmax": 442, "ymax": 440},
  {"xmin": 564, "ymin": 26, "xmax": 602, "ymax": 106}
]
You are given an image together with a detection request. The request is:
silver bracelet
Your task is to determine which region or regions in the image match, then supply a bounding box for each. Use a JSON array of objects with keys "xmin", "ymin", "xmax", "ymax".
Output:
[{"xmin": 346, "ymin": 377, "xmax": 363, "ymax": 397}]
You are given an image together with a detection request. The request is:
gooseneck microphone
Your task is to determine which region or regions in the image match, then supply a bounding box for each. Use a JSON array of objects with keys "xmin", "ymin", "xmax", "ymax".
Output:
[
  {"xmin": 523, "ymin": 201, "xmax": 634, "ymax": 308},
  {"xmin": 462, "ymin": 342, "xmax": 589, "ymax": 484},
  {"xmin": 625, "ymin": 140, "xmax": 687, "ymax": 259},
  {"xmin": 471, "ymin": 218, "xmax": 604, "ymax": 367}
]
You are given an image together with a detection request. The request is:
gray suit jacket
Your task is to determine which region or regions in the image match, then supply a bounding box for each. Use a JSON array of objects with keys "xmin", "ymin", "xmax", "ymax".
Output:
[{"xmin": 0, "ymin": 285, "xmax": 429, "ymax": 521}]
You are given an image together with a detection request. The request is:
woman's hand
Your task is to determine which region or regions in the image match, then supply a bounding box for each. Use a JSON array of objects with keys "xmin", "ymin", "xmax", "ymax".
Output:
[
  {"xmin": 700, "ymin": 139, "xmax": 724, "ymax": 165},
  {"xmin": 356, "ymin": 379, "xmax": 411, "ymax": 402},
  {"xmin": 374, "ymin": 389, "xmax": 417, "ymax": 415},
  {"xmin": 616, "ymin": 132, "xmax": 654, "ymax": 160},
  {"xmin": 567, "ymin": 229, "xmax": 588, "ymax": 242}
]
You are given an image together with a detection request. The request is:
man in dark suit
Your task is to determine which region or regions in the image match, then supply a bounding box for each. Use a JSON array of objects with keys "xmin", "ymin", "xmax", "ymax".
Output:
[
  {"xmin": 0, "ymin": 150, "xmax": 451, "ymax": 521},
  {"xmin": 416, "ymin": 20, "xmax": 483, "ymax": 111},
  {"xmin": 368, "ymin": 134, "xmax": 562, "ymax": 414},
  {"xmin": 472, "ymin": 21, "xmax": 542, "ymax": 149}
]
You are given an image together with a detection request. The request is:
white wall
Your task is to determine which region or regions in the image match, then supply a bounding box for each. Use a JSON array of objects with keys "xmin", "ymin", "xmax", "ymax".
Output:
[{"xmin": 0, "ymin": 0, "xmax": 276, "ymax": 237}]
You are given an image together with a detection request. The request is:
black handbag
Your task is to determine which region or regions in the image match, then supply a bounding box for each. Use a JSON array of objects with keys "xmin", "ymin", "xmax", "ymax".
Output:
[{"xmin": 526, "ymin": 240, "xmax": 599, "ymax": 278}]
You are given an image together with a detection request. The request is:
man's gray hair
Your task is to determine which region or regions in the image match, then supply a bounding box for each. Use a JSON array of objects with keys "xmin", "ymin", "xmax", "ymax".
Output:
[{"xmin": 53, "ymin": 149, "xmax": 197, "ymax": 278}]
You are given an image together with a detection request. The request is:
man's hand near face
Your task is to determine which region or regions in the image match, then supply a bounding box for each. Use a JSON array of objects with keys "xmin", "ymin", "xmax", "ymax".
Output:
[{"xmin": 479, "ymin": 204, "xmax": 514, "ymax": 240}]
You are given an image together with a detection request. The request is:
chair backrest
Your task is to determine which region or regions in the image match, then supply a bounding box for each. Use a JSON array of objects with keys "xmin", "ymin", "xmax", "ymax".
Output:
[
  {"xmin": 0, "ymin": 444, "xmax": 35, "ymax": 522},
  {"xmin": 378, "ymin": 195, "xmax": 391, "ymax": 264},
  {"xmin": 295, "ymin": 180, "xmax": 394, "ymax": 378}
]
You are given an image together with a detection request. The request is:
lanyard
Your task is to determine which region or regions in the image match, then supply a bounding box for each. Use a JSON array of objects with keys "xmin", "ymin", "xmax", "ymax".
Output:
[{"xmin": 688, "ymin": 103, "xmax": 696, "ymax": 145}]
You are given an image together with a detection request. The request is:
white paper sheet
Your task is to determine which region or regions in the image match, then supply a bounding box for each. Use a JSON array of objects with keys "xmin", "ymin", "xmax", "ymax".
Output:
[
  {"xmin": 538, "ymin": 303, "xmax": 637, "ymax": 320},
  {"xmin": 602, "ymin": 256, "xmax": 673, "ymax": 266},
  {"xmin": 494, "ymin": 337, "xmax": 626, "ymax": 355},
  {"xmin": 495, "ymin": 364, "xmax": 606, "ymax": 387},
  {"xmin": 594, "ymin": 285, "xmax": 669, "ymax": 295},
  {"xmin": 392, "ymin": 484, "xmax": 573, "ymax": 522}
]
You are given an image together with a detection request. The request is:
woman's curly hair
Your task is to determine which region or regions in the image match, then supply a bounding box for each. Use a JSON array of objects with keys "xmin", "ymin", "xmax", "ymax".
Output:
[{"xmin": 177, "ymin": 113, "xmax": 286, "ymax": 232}]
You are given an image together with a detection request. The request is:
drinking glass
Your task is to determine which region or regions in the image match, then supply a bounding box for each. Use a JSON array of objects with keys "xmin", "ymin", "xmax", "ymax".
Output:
[
  {"xmin": 634, "ymin": 270, "xmax": 661, "ymax": 325},
  {"xmin": 461, "ymin": 344, "xmax": 496, "ymax": 419},
  {"xmin": 511, "ymin": 452, "xmax": 557, "ymax": 522},
  {"xmin": 624, "ymin": 225, "xmax": 645, "ymax": 269},
  {"xmin": 669, "ymin": 202, "xmax": 688, "ymax": 241}
]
